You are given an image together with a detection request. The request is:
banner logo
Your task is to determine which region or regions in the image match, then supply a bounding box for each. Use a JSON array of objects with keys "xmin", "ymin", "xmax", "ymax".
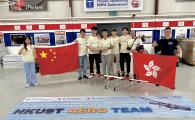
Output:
[
  {"xmin": 131, "ymin": 0, "xmax": 141, "ymax": 8},
  {"xmin": 144, "ymin": 60, "xmax": 161, "ymax": 79},
  {"xmin": 86, "ymin": 0, "xmax": 94, "ymax": 8}
]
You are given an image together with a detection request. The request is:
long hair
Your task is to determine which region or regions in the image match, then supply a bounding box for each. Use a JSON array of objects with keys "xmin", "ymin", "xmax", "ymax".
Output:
[{"xmin": 23, "ymin": 36, "xmax": 32, "ymax": 50}]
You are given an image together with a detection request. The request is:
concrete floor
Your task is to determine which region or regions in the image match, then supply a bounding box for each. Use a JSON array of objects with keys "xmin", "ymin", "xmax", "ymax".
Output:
[{"xmin": 0, "ymin": 65, "xmax": 195, "ymax": 120}]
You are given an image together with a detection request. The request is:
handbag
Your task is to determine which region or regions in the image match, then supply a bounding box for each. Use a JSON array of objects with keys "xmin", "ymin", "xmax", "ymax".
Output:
[
  {"xmin": 126, "ymin": 37, "xmax": 138, "ymax": 50},
  {"xmin": 136, "ymin": 45, "xmax": 145, "ymax": 53}
]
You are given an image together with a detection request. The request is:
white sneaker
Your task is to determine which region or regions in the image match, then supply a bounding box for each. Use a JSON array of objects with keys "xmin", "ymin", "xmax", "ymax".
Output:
[
  {"xmin": 25, "ymin": 84, "xmax": 30, "ymax": 88},
  {"xmin": 34, "ymin": 83, "xmax": 39, "ymax": 86}
]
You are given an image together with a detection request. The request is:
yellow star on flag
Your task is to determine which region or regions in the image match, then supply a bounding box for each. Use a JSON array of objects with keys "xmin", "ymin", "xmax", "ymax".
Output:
[{"xmin": 40, "ymin": 51, "xmax": 47, "ymax": 59}]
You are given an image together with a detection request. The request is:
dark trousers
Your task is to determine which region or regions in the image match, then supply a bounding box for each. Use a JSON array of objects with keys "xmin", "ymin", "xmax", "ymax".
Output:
[
  {"xmin": 89, "ymin": 54, "xmax": 101, "ymax": 74},
  {"xmin": 120, "ymin": 53, "xmax": 131, "ymax": 74}
]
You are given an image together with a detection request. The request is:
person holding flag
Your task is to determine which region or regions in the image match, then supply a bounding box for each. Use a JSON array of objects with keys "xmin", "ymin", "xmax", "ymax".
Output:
[
  {"xmin": 18, "ymin": 36, "xmax": 38, "ymax": 88},
  {"xmin": 152, "ymin": 27, "xmax": 182, "ymax": 67}
]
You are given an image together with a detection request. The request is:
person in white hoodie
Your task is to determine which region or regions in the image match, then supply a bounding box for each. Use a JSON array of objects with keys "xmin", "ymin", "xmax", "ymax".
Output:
[{"xmin": 76, "ymin": 29, "xmax": 89, "ymax": 80}]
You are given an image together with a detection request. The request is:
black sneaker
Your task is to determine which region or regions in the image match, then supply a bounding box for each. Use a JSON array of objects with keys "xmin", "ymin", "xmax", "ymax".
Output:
[
  {"xmin": 121, "ymin": 73, "xmax": 125, "ymax": 77},
  {"xmin": 83, "ymin": 75, "xmax": 89, "ymax": 79},
  {"xmin": 78, "ymin": 77, "xmax": 82, "ymax": 80},
  {"xmin": 126, "ymin": 74, "xmax": 129, "ymax": 78},
  {"xmin": 176, "ymin": 62, "xmax": 179, "ymax": 67},
  {"xmin": 117, "ymin": 72, "xmax": 120, "ymax": 77}
]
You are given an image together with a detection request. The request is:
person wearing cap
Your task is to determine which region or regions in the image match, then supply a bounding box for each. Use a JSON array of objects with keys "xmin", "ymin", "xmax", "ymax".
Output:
[
  {"xmin": 76, "ymin": 29, "xmax": 89, "ymax": 80},
  {"xmin": 87, "ymin": 26, "xmax": 101, "ymax": 75},
  {"xmin": 99, "ymin": 29, "xmax": 114, "ymax": 75},
  {"xmin": 110, "ymin": 28, "xmax": 120, "ymax": 76}
]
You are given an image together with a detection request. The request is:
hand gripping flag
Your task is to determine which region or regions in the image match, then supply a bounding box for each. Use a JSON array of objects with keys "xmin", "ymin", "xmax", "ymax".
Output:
[
  {"xmin": 35, "ymin": 42, "xmax": 79, "ymax": 75},
  {"xmin": 133, "ymin": 52, "xmax": 177, "ymax": 90}
]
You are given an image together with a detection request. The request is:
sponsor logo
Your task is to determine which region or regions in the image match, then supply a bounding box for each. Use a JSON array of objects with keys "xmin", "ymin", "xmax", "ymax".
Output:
[
  {"xmin": 86, "ymin": 0, "xmax": 94, "ymax": 8},
  {"xmin": 144, "ymin": 61, "xmax": 161, "ymax": 79},
  {"xmin": 131, "ymin": 0, "xmax": 141, "ymax": 8}
]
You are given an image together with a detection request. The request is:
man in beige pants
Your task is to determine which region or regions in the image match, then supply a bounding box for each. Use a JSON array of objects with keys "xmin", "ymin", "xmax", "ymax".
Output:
[
  {"xmin": 99, "ymin": 29, "xmax": 114, "ymax": 75},
  {"xmin": 111, "ymin": 29, "xmax": 120, "ymax": 76}
]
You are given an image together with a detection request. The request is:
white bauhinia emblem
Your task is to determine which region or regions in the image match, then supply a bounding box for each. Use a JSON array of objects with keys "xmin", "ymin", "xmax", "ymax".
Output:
[{"xmin": 144, "ymin": 61, "xmax": 161, "ymax": 79}]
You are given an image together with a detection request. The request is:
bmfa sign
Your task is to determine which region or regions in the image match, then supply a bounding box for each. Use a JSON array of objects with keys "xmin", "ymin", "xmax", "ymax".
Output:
[{"xmin": 84, "ymin": 0, "xmax": 144, "ymax": 12}]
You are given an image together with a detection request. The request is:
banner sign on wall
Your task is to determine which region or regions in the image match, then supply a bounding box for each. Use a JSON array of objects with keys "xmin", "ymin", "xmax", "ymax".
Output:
[
  {"xmin": 9, "ymin": 0, "xmax": 47, "ymax": 11},
  {"xmin": 7, "ymin": 96, "xmax": 195, "ymax": 119},
  {"xmin": 84, "ymin": 0, "xmax": 143, "ymax": 12}
]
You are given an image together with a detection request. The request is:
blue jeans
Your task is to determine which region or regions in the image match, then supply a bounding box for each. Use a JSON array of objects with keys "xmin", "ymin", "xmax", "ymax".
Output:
[
  {"xmin": 78, "ymin": 55, "xmax": 88, "ymax": 77},
  {"xmin": 24, "ymin": 62, "xmax": 37, "ymax": 85}
]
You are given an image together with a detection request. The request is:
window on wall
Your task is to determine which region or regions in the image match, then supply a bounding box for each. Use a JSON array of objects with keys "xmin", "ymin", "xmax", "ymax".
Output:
[
  {"xmin": 34, "ymin": 33, "xmax": 50, "ymax": 46},
  {"xmin": 10, "ymin": 34, "xmax": 26, "ymax": 45}
]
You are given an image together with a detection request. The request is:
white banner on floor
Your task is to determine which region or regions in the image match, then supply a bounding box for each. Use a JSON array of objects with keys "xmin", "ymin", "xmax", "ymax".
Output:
[{"xmin": 7, "ymin": 96, "xmax": 195, "ymax": 120}]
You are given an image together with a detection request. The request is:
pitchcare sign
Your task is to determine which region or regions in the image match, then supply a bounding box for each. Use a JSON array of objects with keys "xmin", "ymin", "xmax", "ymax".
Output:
[
  {"xmin": 7, "ymin": 96, "xmax": 195, "ymax": 119},
  {"xmin": 9, "ymin": 0, "xmax": 47, "ymax": 11},
  {"xmin": 84, "ymin": 0, "xmax": 143, "ymax": 12}
]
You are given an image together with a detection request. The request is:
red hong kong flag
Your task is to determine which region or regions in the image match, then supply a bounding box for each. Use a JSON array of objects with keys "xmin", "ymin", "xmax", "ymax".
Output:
[
  {"xmin": 35, "ymin": 42, "xmax": 79, "ymax": 75},
  {"xmin": 133, "ymin": 52, "xmax": 177, "ymax": 90}
]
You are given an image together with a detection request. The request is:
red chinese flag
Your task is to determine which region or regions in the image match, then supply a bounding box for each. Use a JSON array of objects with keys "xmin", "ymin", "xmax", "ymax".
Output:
[
  {"xmin": 35, "ymin": 42, "xmax": 79, "ymax": 75},
  {"xmin": 133, "ymin": 52, "xmax": 177, "ymax": 90}
]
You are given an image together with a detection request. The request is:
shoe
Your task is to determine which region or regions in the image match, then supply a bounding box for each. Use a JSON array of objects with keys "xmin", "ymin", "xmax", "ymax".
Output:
[
  {"xmin": 117, "ymin": 72, "xmax": 120, "ymax": 77},
  {"xmin": 176, "ymin": 62, "xmax": 179, "ymax": 67},
  {"xmin": 78, "ymin": 77, "xmax": 82, "ymax": 80},
  {"xmin": 25, "ymin": 84, "xmax": 30, "ymax": 88},
  {"xmin": 96, "ymin": 73, "xmax": 102, "ymax": 76},
  {"xmin": 121, "ymin": 73, "xmax": 125, "ymax": 77},
  {"xmin": 83, "ymin": 75, "xmax": 89, "ymax": 79},
  {"xmin": 34, "ymin": 83, "xmax": 39, "ymax": 86},
  {"xmin": 126, "ymin": 74, "xmax": 129, "ymax": 78},
  {"xmin": 90, "ymin": 73, "xmax": 95, "ymax": 76}
]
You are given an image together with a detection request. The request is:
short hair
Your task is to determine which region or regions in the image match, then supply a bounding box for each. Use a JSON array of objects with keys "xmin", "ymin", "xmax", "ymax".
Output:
[
  {"xmin": 91, "ymin": 26, "xmax": 98, "ymax": 30},
  {"xmin": 102, "ymin": 29, "xmax": 108, "ymax": 32},
  {"xmin": 130, "ymin": 30, "xmax": 136, "ymax": 34},
  {"xmin": 80, "ymin": 29, "xmax": 86, "ymax": 33},
  {"xmin": 165, "ymin": 27, "xmax": 171, "ymax": 30},
  {"xmin": 122, "ymin": 27, "xmax": 129, "ymax": 31},
  {"xmin": 111, "ymin": 28, "xmax": 117, "ymax": 32}
]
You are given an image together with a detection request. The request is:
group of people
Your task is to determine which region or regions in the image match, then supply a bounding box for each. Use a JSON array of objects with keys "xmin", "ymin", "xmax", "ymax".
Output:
[
  {"xmin": 77, "ymin": 26, "xmax": 145, "ymax": 80},
  {"xmin": 76, "ymin": 26, "xmax": 182, "ymax": 80},
  {"xmin": 18, "ymin": 26, "xmax": 182, "ymax": 87}
]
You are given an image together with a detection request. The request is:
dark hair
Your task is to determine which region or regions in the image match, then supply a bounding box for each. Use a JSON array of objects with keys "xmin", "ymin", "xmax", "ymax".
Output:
[
  {"xmin": 91, "ymin": 26, "xmax": 98, "ymax": 30},
  {"xmin": 101, "ymin": 29, "xmax": 109, "ymax": 38},
  {"xmin": 111, "ymin": 28, "xmax": 117, "ymax": 32},
  {"xmin": 131, "ymin": 30, "xmax": 136, "ymax": 34},
  {"xmin": 102, "ymin": 29, "xmax": 108, "ymax": 32},
  {"xmin": 80, "ymin": 29, "xmax": 86, "ymax": 33},
  {"xmin": 23, "ymin": 36, "xmax": 32, "ymax": 50},
  {"xmin": 165, "ymin": 27, "xmax": 171, "ymax": 30},
  {"xmin": 122, "ymin": 27, "xmax": 129, "ymax": 31}
]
